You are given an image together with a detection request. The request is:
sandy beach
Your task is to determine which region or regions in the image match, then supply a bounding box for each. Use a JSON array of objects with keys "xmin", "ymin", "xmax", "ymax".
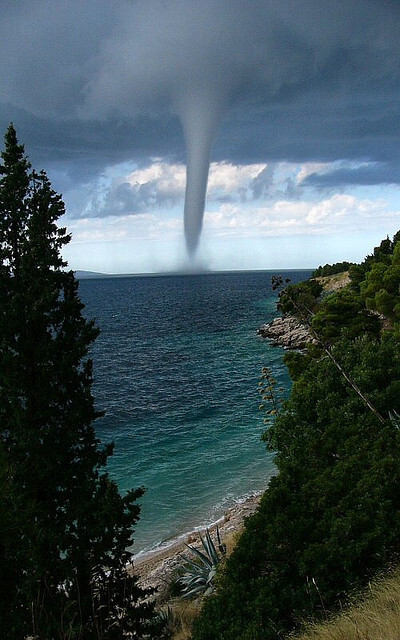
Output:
[{"xmin": 133, "ymin": 493, "xmax": 262, "ymax": 600}]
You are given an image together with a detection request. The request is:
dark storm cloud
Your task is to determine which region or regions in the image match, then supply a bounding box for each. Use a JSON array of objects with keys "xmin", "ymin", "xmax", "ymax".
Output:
[
  {"xmin": 215, "ymin": 91, "xmax": 400, "ymax": 166},
  {"xmin": 0, "ymin": 103, "xmax": 184, "ymax": 182},
  {"xmin": 0, "ymin": 0, "xmax": 399, "ymax": 192},
  {"xmin": 304, "ymin": 162, "xmax": 400, "ymax": 188}
]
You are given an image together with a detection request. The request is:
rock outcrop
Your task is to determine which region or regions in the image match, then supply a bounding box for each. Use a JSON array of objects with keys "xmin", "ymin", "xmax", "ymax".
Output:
[{"xmin": 258, "ymin": 315, "xmax": 316, "ymax": 350}]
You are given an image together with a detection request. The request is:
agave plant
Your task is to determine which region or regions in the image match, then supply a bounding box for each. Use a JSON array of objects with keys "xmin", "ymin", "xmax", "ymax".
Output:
[{"xmin": 178, "ymin": 526, "xmax": 227, "ymax": 598}]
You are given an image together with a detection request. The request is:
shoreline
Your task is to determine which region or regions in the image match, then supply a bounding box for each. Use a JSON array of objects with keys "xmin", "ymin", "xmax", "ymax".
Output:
[
  {"xmin": 132, "ymin": 492, "xmax": 263, "ymax": 598},
  {"xmin": 257, "ymin": 315, "xmax": 316, "ymax": 350}
]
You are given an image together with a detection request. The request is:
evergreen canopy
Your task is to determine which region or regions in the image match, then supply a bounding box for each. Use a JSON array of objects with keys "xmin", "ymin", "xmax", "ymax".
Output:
[
  {"xmin": 0, "ymin": 125, "xmax": 161, "ymax": 639},
  {"xmin": 193, "ymin": 234, "xmax": 400, "ymax": 640}
]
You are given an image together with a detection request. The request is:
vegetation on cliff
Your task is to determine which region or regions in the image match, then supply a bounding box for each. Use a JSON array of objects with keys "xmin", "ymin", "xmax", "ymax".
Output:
[
  {"xmin": 192, "ymin": 233, "xmax": 400, "ymax": 639},
  {"xmin": 311, "ymin": 261, "xmax": 355, "ymax": 278}
]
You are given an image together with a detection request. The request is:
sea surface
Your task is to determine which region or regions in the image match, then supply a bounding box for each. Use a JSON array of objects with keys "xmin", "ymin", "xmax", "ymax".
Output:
[{"xmin": 78, "ymin": 270, "xmax": 311, "ymax": 554}]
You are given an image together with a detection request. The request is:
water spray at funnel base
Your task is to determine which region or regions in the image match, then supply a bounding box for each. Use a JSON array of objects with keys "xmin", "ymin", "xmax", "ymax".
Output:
[{"xmin": 179, "ymin": 95, "xmax": 225, "ymax": 259}]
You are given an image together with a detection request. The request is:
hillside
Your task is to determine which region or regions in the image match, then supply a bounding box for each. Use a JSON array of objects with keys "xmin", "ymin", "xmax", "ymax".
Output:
[
  {"xmin": 295, "ymin": 567, "xmax": 400, "ymax": 640},
  {"xmin": 314, "ymin": 270, "xmax": 351, "ymax": 292},
  {"xmin": 190, "ymin": 231, "xmax": 400, "ymax": 640}
]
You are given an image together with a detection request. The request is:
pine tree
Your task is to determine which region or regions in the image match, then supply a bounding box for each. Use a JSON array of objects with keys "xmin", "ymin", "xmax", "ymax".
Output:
[{"xmin": 0, "ymin": 125, "xmax": 161, "ymax": 639}]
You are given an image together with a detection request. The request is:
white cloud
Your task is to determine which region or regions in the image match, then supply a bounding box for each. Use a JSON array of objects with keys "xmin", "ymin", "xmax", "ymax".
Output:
[
  {"xmin": 74, "ymin": 160, "xmax": 271, "ymax": 219},
  {"xmin": 207, "ymin": 162, "xmax": 267, "ymax": 200},
  {"xmin": 304, "ymin": 194, "xmax": 356, "ymax": 224},
  {"xmin": 67, "ymin": 191, "xmax": 400, "ymax": 250},
  {"xmin": 204, "ymin": 194, "xmax": 400, "ymax": 238},
  {"xmin": 127, "ymin": 160, "xmax": 269, "ymax": 205},
  {"xmin": 62, "ymin": 188, "xmax": 400, "ymax": 273},
  {"xmin": 69, "ymin": 157, "xmax": 399, "ymax": 224},
  {"xmin": 127, "ymin": 162, "xmax": 186, "ymax": 200},
  {"xmin": 67, "ymin": 212, "xmax": 182, "ymax": 244},
  {"xmin": 63, "ymin": 155, "xmax": 400, "ymax": 275}
]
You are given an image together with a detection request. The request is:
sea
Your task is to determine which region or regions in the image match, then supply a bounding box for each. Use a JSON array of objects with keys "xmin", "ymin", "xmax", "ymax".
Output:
[{"xmin": 78, "ymin": 269, "xmax": 311, "ymax": 555}]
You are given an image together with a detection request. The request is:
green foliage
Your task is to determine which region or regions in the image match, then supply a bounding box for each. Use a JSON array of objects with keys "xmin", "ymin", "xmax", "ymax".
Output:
[
  {"xmin": 178, "ymin": 527, "xmax": 227, "ymax": 598},
  {"xmin": 349, "ymin": 233, "xmax": 400, "ymax": 294},
  {"xmin": 348, "ymin": 262, "xmax": 366, "ymax": 292},
  {"xmin": 360, "ymin": 242, "xmax": 400, "ymax": 320},
  {"xmin": 276, "ymin": 278, "xmax": 323, "ymax": 320},
  {"xmin": 0, "ymin": 125, "xmax": 163, "ymax": 639},
  {"xmin": 369, "ymin": 235, "xmax": 395, "ymax": 264},
  {"xmin": 311, "ymin": 261, "xmax": 354, "ymax": 278},
  {"xmin": 283, "ymin": 350, "xmax": 312, "ymax": 381},
  {"xmin": 258, "ymin": 366, "xmax": 284, "ymax": 432},
  {"xmin": 311, "ymin": 288, "xmax": 381, "ymax": 342},
  {"xmin": 193, "ymin": 335, "xmax": 400, "ymax": 640},
  {"xmin": 193, "ymin": 232, "xmax": 400, "ymax": 640}
]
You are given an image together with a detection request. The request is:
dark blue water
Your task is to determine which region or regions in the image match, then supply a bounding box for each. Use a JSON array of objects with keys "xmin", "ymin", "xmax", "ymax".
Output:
[{"xmin": 79, "ymin": 270, "xmax": 310, "ymax": 553}]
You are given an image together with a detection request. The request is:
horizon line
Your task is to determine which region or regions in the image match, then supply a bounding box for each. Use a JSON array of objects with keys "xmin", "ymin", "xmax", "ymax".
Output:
[{"xmin": 74, "ymin": 266, "xmax": 315, "ymax": 279}]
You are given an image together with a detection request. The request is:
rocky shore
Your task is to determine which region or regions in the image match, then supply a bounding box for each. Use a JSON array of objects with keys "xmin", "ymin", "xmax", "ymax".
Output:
[
  {"xmin": 258, "ymin": 271, "xmax": 352, "ymax": 350},
  {"xmin": 257, "ymin": 315, "xmax": 316, "ymax": 350},
  {"xmin": 132, "ymin": 493, "xmax": 262, "ymax": 601}
]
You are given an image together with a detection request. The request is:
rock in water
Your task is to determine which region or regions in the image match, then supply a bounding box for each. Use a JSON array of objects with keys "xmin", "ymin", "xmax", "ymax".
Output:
[{"xmin": 258, "ymin": 316, "xmax": 316, "ymax": 350}]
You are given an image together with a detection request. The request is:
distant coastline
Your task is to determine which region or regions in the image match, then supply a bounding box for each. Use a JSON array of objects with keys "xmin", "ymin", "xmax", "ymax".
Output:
[
  {"xmin": 74, "ymin": 270, "xmax": 107, "ymax": 278},
  {"xmin": 75, "ymin": 267, "xmax": 315, "ymax": 280}
]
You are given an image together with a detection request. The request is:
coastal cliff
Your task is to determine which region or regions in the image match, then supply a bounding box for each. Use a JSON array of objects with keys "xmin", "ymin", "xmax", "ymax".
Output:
[
  {"xmin": 193, "ymin": 236, "xmax": 400, "ymax": 640},
  {"xmin": 257, "ymin": 271, "xmax": 351, "ymax": 350}
]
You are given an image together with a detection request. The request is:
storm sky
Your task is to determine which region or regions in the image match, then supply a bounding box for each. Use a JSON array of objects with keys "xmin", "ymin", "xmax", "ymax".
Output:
[{"xmin": 1, "ymin": 0, "xmax": 399, "ymax": 273}]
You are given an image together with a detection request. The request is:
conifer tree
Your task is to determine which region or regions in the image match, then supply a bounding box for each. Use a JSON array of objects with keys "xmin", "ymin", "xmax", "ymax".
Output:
[{"xmin": 0, "ymin": 125, "xmax": 161, "ymax": 639}]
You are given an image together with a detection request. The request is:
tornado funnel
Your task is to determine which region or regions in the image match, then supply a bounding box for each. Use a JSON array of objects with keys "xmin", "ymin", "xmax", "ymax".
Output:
[{"xmin": 179, "ymin": 95, "xmax": 224, "ymax": 257}]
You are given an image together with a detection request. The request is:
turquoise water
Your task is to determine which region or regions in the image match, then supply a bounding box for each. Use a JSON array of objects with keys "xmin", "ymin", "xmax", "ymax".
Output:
[{"xmin": 79, "ymin": 270, "xmax": 310, "ymax": 553}]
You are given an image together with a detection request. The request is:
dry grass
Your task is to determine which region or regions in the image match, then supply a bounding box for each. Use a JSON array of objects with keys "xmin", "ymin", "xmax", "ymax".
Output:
[
  {"xmin": 293, "ymin": 567, "xmax": 400, "ymax": 640},
  {"xmin": 167, "ymin": 566, "xmax": 400, "ymax": 640},
  {"xmin": 315, "ymin": 271, "xmax": 351, "ymax": 292},
  {"xmin": 223, "ymin": 528, "xmax": 243, "ymax": 556},
  {"xmin": 168, "ymin": 599, "xmax": 203, "ymax": 640}
]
